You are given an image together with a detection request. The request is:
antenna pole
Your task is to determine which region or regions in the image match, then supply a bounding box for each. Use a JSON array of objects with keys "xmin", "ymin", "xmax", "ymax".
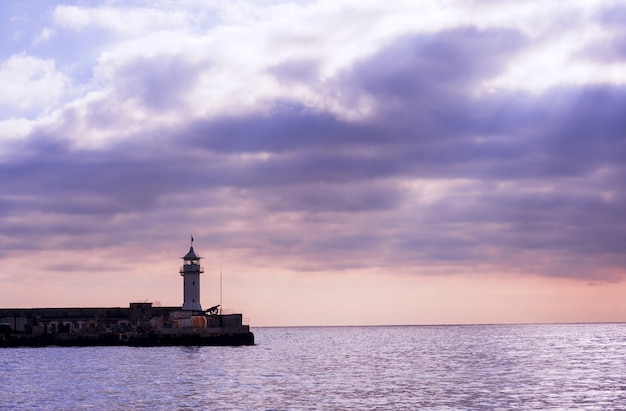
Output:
[{"xmin": 220, "ymin": 267, "xmax": 223, "ymax": 315}]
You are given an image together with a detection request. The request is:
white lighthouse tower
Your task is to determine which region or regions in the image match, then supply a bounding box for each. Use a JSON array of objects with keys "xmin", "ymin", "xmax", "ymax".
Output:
[{"xmin": 180, "ymin": 237, "xmax": 204, "ymax": 312}]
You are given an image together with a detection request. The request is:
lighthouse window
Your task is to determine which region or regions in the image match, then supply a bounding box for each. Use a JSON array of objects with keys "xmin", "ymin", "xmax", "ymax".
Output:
[{"xmin": 193, "ymin": 281, "xmax": 195, "ymax": 285}]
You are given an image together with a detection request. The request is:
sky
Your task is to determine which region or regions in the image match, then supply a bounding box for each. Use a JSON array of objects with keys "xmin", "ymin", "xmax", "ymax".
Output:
[{"xmin": 1, "ymin": 0, "xmax": 626, "ymax": 326}]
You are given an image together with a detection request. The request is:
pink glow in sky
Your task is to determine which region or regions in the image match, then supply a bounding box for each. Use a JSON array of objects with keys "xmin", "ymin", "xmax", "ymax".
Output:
[{"xmin": 1, "ymin": 1, "xmax": 626, "ymax": 325}]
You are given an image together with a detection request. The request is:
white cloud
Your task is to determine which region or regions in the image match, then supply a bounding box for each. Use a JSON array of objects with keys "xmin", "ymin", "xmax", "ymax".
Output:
[
  {"xmin": 52, "ymin": 4, "xmax": 191, "ymax": 36},
  {"xmin": 459, "ymin": 0, "xmax": 626, "ymax": 91},
  {"xmin": 47, "ymin": 0, "xmax": 459, "ymax": 122},
  {"xmin": 33, "ymin": 27, "xmax": 54, "ymax": 45},
  {"xmin": 8, "ymin": 0, "xmax": 623, "ymax": 147},
  {"xmin": 0, "ymin": 54, "xmax": 69, "ymax": 115}
]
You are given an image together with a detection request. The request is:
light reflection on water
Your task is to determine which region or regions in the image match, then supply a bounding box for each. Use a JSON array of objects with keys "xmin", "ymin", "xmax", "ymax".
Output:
[{"xmin": 1, "ymin": 324, "xmax": 625, "ymax": 410}]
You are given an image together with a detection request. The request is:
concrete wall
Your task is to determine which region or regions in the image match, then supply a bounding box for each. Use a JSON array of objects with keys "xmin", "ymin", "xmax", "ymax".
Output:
[{"xmin": 0, "ymin": 306, "xmax": 247, "ymax": 334}]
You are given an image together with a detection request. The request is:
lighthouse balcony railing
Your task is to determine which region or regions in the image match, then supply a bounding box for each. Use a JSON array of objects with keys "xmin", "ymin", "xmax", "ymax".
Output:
[{"xmin": 179, "ymin": 265, "xmax": 205, "ymax": 274}]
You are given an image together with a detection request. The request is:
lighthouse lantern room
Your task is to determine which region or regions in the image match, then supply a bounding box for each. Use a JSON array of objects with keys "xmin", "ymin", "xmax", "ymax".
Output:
[{"xmin": 180, "ymin": 237, "xmax": 204, "ymax": 312}]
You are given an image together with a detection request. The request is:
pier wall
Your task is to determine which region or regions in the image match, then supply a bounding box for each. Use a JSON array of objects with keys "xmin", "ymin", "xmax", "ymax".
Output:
[{"xmin": 0, "ymin": 303, "xmax": 254, "ymax": 346}]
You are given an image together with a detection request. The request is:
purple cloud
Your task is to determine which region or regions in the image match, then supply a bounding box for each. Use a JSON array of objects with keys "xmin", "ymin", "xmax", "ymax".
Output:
[{"xmin": 2, "ymin": 20, "xmax": 626, "ymax": 281}]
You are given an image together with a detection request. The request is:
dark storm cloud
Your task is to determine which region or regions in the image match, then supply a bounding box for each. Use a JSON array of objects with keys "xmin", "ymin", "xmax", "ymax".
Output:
[
  {"xmin": 186, "ymin": 107, "xmax": 348, "ymax": 153},
  {"xmin": 350, "ymin": 27, "xmax": 526, "ymax": 96},
  {"xmin": 399, "ymin": 85, "xmax": 626, "ymax": 180},
  {"xmin": 256, "ymin": 182, "xmax": 405, "ymax": 213},
  {"xmin": 402, "ymin": 181, "xmax": 626, "ymax": 274},
  {"xmin": 3, "ymin": 24, "xmax": 626, "ymax": 279},
  {"xmin": 182, "ymin": 27, "xmax": 626, "ymax": 184}
]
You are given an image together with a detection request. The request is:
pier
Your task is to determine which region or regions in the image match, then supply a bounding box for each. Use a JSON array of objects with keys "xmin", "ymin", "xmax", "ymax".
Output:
[{"xmin": 0, "ymin": 241, "xmax": 254, "ymax": 347}]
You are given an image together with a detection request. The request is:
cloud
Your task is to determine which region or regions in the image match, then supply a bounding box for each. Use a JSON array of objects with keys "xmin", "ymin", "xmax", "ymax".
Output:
[
  {"xmin": 0, "ymin": 53, "xmax": 69, "ymax": 116},
  {"xmin": 2, "ymin": 1, "xmax": 626, "ymax": 284},
  {"xmin": 350, "ymin": 27, "xmax": 527, "ymax": 95},
  {"xmin": 268, "ymin": 59, "xmax": 321, "ymax": 85},
  {"xmin": 109, "ymin": 54, "xmax": 207, "ymax": 111},
  {"xmin": 52, "ymin": 5, "xmax": 190, "ymax": 36}
]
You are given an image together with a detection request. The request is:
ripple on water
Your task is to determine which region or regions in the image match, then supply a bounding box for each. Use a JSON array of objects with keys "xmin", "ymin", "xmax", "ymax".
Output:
[{"xmin": 1, "ymin": 324, "xmax": 625, "ymax": 410}]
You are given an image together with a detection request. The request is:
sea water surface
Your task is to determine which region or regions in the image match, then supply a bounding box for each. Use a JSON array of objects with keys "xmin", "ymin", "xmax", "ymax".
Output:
[{"xmin": 1, "ymin": 323, "xmax": 625, "ymax": 410}]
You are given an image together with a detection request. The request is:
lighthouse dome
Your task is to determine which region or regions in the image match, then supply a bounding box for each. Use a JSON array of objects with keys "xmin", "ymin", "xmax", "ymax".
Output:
[{"xmin": 182, "ymin": 247, "xmax": 201, "ymax": 261}]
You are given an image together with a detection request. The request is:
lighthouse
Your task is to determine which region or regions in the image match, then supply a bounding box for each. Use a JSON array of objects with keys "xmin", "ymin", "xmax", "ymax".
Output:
[{"xmin": 180, "ymin": 237, "xmax": 204, "ymax": 311}]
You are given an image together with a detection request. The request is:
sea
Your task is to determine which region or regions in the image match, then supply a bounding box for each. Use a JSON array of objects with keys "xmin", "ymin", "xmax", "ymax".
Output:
[{"xmin": 1, "ymin": 323, "xmax": 624, "ymax": 410}]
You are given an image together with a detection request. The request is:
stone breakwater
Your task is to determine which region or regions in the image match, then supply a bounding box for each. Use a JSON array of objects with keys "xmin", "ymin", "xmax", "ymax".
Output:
[{"xmin": 0, "ymin": 303, "xmax": 254, "ymax": 347}]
